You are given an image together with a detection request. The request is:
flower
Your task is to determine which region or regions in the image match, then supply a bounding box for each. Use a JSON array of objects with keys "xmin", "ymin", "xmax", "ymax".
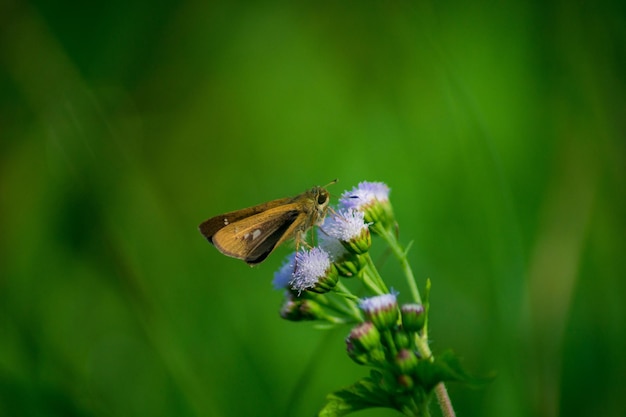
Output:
[
  {"xmin": 290, "ymin": 247, "xmax": 338, "ymax": 294},
  {"xmin": 325, "ymin": 209, "xmax": 368, "ymax": 241},
  {"xmin": 324, "ymin": 209, "xmax": 371, "ymax": 254},
  {"xmin": 339, "ymin": 181, "xmax": 390, "ymax": 210},
  {"xmin": 319, "ymin": 232, "xmax": 366, "ymax": 277},
  {"xmin": 360, "ymin": 293, "xmax": 399, "ymax": 330},
  {"xmin": 339, "ymin": 181, "xmax": 394, "ymax": 229}
]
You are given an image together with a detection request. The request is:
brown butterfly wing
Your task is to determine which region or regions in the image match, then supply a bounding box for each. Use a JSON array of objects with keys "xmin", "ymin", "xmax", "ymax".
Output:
[
  {"xmin": 198, "ymin": 196, "xmax": 294, "ymax": 242},
  {"xmin": 209, "ymin": 204, "xmax": 306, "ymax": 265},
  {"xmin": 244, "ymin": 212, "xmax": 305, "ymax": 264}
]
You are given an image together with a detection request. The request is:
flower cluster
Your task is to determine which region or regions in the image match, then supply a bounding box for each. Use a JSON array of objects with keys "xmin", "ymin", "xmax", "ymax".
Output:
[
  {"xmin": 346, "ymin": 293, "xmax": 425, "ymax": 380},
  {"xmin": 269, "ymin": 181, "xmax": 474, "ymax": 416},
  {"xmin": 346, "ymin": 293, "xmax": 428, "ymax": 391},
  {"xmin": 273, "ymin": 181, "xmax": 391, "ymax": 296}
]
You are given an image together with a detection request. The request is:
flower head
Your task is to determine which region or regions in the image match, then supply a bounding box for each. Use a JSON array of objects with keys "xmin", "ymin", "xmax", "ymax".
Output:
[
  {"xmin": 324, "ymin": 209, "xmax": 371, "ymax": 254},
  {"xmin": 359, "ymin": 293, "xmax": 399, "ymax": 330},
  {"xmin": 325, "ymin": 209, "xmax": 368, "ymax": 241},
  {"xmin": 290, "ymin": 247, "xmax": 338, "ymax": 294},
  {"xmin": 339, "ymin": 181, "xmax": 390, "ymax": 210},
  {"xmin": 339, "ymin": 181, "xmax": 393, "ymax": 229}
]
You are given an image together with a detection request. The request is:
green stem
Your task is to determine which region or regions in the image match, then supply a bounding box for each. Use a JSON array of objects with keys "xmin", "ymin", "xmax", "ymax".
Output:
[
  {"xmin": 332, "ymin": 289, "xmax": 359, "ymax": 303},
  {"xmin": 334, "ymin": 282, "xmax": 363, "ymax": 321},
  {"xmin": 359, "ymin": 269, "xmax": 385, "ymax": 295},
  {"xmin": 324, "ymin": 316, "xmax": 351, "ymax": 325},
  {"xmin": 434, "ymin": 383, "xmax": 455, "ymax": 417},
  {"xmin": 382, "ymin": 329, "xmax": 398, "ymax": 358},
  {"xmin": 376, "ymin": 226, "xmax": 421, "ymax": 304},
  {"xmin": 364, "ymin": 252, "xmax": 389, "ymax": 293},
  {"xmin": 312, "ymin": 293, "xmax": 359, "ymax": 322}
]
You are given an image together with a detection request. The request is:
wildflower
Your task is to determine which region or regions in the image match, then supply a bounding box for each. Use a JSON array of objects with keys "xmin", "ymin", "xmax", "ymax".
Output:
[
  {"xmin": 339, "ymin": 181, "xmax": 390, "ymax": 210},
  {"xmin": 319, "ymin": 232, "xmax": 366, "ymax": 277},
  {"xmin": 290, "ymin": 247, "xmax": 338, "ymax": 294},
  {"xmin": 359, "ymin": 293, "xmax": 399, "ymax": 330},
  {"xmin": 339, "ymin": 181, "xmax": 394, "ymax": 229},
  {"xmin": 324, "ymin": 209, "xmax": 371, "ymax": 254}
]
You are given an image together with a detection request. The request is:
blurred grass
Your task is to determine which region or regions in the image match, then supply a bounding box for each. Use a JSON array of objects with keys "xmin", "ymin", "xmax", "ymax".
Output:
[{"xmin": 1, "ymin": 1, "xmax": 625, "ymax": 416}]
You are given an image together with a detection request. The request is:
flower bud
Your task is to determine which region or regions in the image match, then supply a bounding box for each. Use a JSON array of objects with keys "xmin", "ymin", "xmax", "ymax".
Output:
[
  {"xmin": 348, "ymin": 322, "xmax": 382, "ymax": 352},
  {"xmin": 394, "ymin": 329, "xmax": 411, "ymax": 350},
  {"xmin": 359, "ymin": 293, "xmax": 399, "ymax": 330},
  {"xmin": 397, "ymin": 374, "xmax": 414, "ymax": 390},
  {"xmin": 400, "ymin": 303, "xmax": 426, "ymax": 333},
  {"xmin": 279, "ymin": 298, "xmax": 325, "ymax": 321},
  {"xmin": 394, "ymin": 349, "xmax": 419, "ymax": 374},
  {"xmin": 346, "ymin": 339, "xmax": 369, "ymax": 365}
]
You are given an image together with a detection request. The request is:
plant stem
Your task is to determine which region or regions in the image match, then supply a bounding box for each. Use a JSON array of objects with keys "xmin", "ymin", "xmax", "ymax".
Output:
[
  {"xmin": 334, "ymin": 282, "xmax": 363, "ymax": 321},
  {"xmin": 364, "ymin": 252, "xmax": 389, "ymax": 293},
  {"xmin": 382, "ymin": 329, "xmax": 398, "ymax": 358},
  {"xmin": 359, "ymin": 269, "xmax": 386, "ymax": 295},
  {"xmin": 434, "ymin": 383, "xmax": 455, "ymax": 417},
  {"xmin": 375, "ymin": 226, "xmax": 421, "ymax": 304}
]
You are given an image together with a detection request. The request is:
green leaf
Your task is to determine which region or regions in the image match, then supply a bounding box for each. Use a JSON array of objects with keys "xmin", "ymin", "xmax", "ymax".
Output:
[
  {"xmin": 318, "ymin": 373, "xmax": 392, "ymax": 417},
  {"xmin": 319, "ymin": 370, "xmax": 430, "ymax": 417},
  {"xmin": 416, "ymin": 350, "xmax": 491, "ymax": 391},
  {"xmin": 423, "ymin": 279, "xmax": 431, "ymax": 333}
]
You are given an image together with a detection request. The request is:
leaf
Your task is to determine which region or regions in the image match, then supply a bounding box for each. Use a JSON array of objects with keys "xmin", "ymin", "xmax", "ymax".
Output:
[
  {"xmin": 319, "ymin": 370, "xmax": 431, "ymax": 417},
  {"xmin": 416, "ymin": 350, "xmax": 492, "ymax": 391},
  {"xmin": 318, "ymin": 372, "xmax": 394, "ymax": 417}
]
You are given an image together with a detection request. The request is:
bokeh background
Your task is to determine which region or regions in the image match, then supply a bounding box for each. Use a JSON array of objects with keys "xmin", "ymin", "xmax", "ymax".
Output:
[{"xmin": 1, "ymin": 1, "xmax": 625, "ymax": 416}]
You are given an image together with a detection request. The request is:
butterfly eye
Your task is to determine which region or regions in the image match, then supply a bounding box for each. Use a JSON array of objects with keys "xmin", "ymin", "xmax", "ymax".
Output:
[{"xmin": 317, "ymin": 193, "xmax": 328, "ymax": 205}]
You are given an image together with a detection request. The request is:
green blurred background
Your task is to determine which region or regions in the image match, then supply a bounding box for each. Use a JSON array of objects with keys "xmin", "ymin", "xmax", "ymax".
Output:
[{"xmin": 1, "ymin": 1, "xmax": 625, "ymax": 416}]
